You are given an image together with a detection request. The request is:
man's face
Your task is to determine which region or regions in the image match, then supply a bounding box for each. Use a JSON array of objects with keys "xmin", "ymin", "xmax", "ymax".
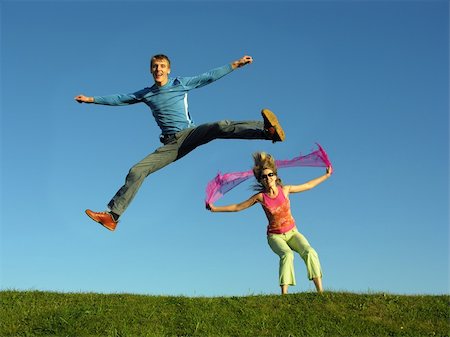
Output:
[{"xmin": 151, "ymin": 59, "xmax": 170, "ymax": 86}]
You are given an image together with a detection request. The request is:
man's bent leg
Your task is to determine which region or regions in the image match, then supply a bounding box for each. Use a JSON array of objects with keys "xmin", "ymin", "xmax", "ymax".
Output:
[
  {"xmin": 177, "ymin": 120, "xmax": 266, "ymax": 158},
  {"xmin": 177, "ymin": 108, "xmax": 285, "ymax": 157},
  {"xmin": 189, "ymin": 120, "xmax": 266, "ymax": 141},
  {"xmin": 108, "ymin": 142, "xmax": 179, "ymax": 216}
]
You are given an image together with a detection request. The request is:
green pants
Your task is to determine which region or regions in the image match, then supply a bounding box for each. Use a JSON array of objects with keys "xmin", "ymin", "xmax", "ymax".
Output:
[{"xmin": 267, "ymin": 228, "xmax": 322, "ymax": 286}]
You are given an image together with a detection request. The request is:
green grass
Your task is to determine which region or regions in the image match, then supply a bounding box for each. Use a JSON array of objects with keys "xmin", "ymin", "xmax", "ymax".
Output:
[{"xmin": 0, "ymin": 290, "xmax": 448, "ymax": 337}]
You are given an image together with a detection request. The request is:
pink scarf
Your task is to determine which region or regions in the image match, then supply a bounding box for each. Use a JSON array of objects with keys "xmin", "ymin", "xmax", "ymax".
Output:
[{"xmin": 205, "ymin": 143, "xmax": 332, "ymax": 204}]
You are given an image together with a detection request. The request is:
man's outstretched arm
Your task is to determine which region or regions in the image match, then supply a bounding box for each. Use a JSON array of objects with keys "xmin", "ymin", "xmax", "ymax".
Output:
[
  {"xmin": 75, "ymin": 92, "xmax": 142, "ymax": 105},
  {"xmin": 74, "ymin": 95, "xmax": 94, "ymax": 103},
  {"xmin": 180, "ymin": 55, "xmax": 254, "ymax": 90}
]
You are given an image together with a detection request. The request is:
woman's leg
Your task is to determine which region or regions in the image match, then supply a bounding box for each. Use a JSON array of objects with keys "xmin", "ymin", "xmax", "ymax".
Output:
[
  {"xmin": 287, "ymin": 229, "xmax": 323, "ymax": 292},
  {"xmin": 313, "ymin": 277, "xmax": 323, "ymax": 293},
  {"xmin": 267, "ymin": 233, "xmax": 296, "ymax": 294}
]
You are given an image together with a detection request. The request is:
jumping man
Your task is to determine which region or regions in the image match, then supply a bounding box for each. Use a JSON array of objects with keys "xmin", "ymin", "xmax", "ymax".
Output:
[{"xmin": 75, "ymin": 54, "xmax": 285, "ymax": 231}]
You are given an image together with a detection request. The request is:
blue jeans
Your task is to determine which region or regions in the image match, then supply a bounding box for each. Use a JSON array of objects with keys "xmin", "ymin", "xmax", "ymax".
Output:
[{"xmin": 108, "ymin": 120, "xmax": 266, "ymax": 215}]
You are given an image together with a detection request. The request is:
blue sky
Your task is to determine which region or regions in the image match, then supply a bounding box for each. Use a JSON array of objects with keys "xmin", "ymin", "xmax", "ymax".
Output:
[{"xmin": 1, "ymin": 0, "xmax": 448, "ymax": 296}]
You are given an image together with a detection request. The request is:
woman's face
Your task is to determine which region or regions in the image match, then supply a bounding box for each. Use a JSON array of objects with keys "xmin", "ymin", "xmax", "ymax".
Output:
[{"xmin": 260, "ymin": 168, "xmax": 277, "ymax": 189}]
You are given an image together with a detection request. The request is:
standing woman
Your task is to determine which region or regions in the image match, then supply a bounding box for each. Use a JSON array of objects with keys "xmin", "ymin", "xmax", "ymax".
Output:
[{"xmin": 206, "ymin": 152, "xmax": 332, "ymax": 294}]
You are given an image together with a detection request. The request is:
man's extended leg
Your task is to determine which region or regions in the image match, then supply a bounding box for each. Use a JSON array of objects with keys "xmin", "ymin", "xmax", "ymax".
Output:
[
  {"xmin": 86, "ymin": 142, "xmax": 179, "ymax": 230},
  {"xmin": 108, "ymin": 143, "xmax": 179, "ymax": 215}
]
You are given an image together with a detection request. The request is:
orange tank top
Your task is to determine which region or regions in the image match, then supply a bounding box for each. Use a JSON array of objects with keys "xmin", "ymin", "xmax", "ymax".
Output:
[{"xmin": 261, "ymin": 186, "xmax": 296, "ymax": 235}]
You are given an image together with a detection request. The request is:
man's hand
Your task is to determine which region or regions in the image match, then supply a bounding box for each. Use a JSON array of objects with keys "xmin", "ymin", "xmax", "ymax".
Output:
[
  {"xmin": 231, "ymin": 55, "xmax": 253, "ymax": 70},
  {"xmin": 74, "ymin": 95, "xmax": 94, "ymax": 103}
]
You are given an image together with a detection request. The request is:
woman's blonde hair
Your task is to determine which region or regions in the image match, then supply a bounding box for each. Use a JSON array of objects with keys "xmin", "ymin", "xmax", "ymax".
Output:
[{"xmin": 252, "ymin": 152, "xmax": 282, "ymax": 191}]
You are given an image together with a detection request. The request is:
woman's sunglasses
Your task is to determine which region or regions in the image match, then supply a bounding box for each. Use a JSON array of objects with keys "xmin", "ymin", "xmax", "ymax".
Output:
[{"xmin": 261, "ymin": 172, "xmax": 275, "ymax": 180}]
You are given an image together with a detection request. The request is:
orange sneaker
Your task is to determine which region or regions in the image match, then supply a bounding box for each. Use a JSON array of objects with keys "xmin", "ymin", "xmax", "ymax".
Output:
[
  {"xmin": 261, "ymin": 108, "xmax": 285, "ymax": 143},
  {"xmin": 85, "ymin": 209, "xmax": 118, "ymax": 231}
]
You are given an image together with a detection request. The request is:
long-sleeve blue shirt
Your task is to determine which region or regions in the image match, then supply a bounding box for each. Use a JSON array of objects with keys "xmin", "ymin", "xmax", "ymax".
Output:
[{"xmin": 93, "ymin": 64, "xmax": 234, "ymax": 135}]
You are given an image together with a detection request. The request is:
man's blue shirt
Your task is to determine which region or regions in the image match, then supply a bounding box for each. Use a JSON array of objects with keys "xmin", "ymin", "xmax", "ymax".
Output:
[{"xmin": 93, "ymin": 64, "xmax": 234, "ymax": 135}]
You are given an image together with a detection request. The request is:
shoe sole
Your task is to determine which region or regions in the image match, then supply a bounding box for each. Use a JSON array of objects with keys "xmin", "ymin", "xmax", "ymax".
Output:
[
  {"xmin": 99, "ymin": 223, "xmax": 116, "ymax": 231},
  {"xmin": 85, "ymin": 210, "xmax": 116, "ymax": 231},
  {"xmin": 261, "ymin": 109, "xmax": 285, "ymax": 142}
]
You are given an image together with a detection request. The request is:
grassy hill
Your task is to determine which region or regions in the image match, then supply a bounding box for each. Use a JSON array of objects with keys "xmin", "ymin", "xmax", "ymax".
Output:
[{"xmin": 0, "ymin": 290, "xmax": 448, "ymax": 337}]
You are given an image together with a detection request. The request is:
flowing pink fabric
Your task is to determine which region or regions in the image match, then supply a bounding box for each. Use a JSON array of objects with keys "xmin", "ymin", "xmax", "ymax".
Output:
[{"xmin": 205, "ymin": 143, "xmax": 332, "ymax": 204}]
